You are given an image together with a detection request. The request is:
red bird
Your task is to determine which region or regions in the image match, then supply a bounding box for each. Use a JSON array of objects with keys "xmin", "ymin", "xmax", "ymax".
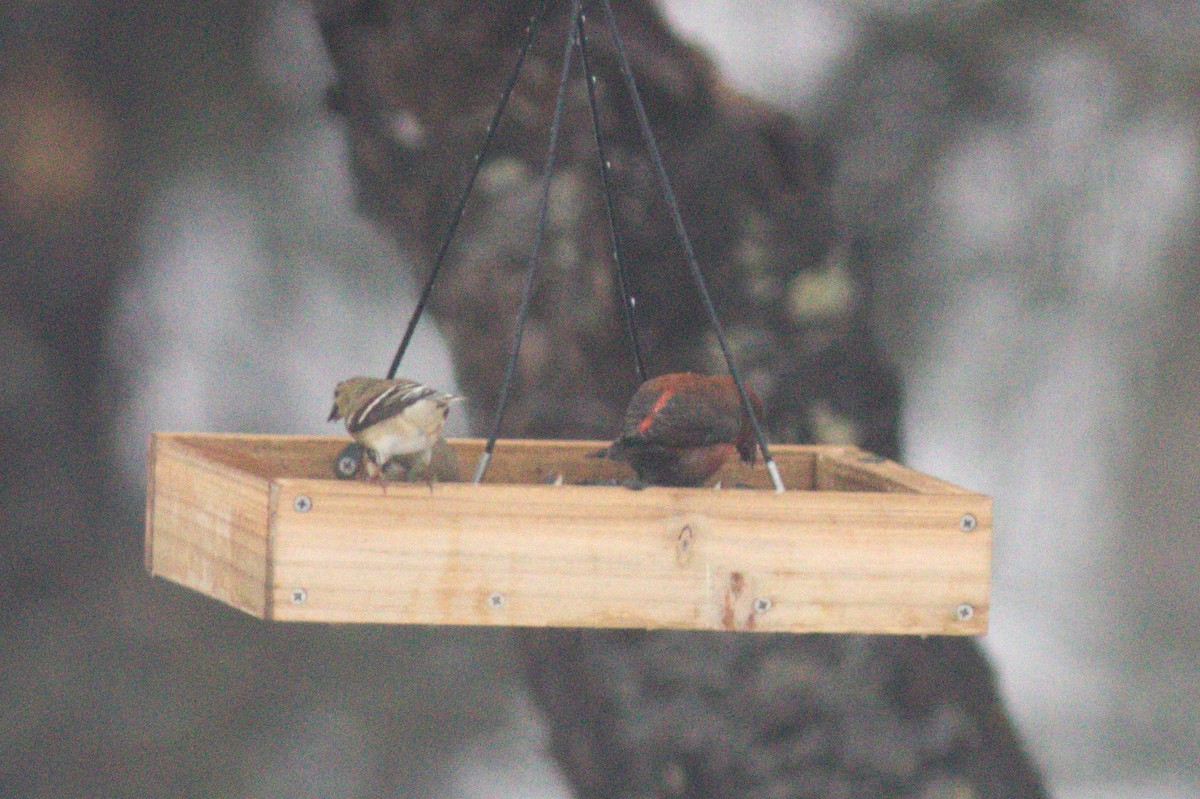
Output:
[{"xmin": 597, "ymin": 372, "xmax": 764, "ymax": 487}]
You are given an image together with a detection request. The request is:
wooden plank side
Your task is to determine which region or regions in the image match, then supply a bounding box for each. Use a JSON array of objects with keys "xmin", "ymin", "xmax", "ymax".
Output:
[
  {"xmin": 814, "ymin": 447, "xmax": 977, "ymax": 495},
  {"xmin": 154, "ymin": 432, "xmax": 349, "ymax": 480},
  {"xmin": 145, "ymin": 434, "xmax": 159, "ymax": 573},
  {"xmin": 153, "ymin": 433, "xmax": 822, "ymax": 491},
  {"xmin": 146, "ymin": 434, "xmax": 271, "ymax": 617},
  {"xmin": 445, "ymin": 438, "xmax": 819, "ymax": 490},
  {"xmin": 267, "ymin": 479, "xmax": 990, "ymax": 634}
]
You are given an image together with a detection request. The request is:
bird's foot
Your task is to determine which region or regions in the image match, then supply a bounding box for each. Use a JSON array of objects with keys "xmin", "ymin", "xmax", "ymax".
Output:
[
  {"xmin": 362, "ymin": 459, "xmax": 390, "ymax": 493},
  {"xmin": 381, "ymin": 459, "xmax": 410, "ymax": 482}
]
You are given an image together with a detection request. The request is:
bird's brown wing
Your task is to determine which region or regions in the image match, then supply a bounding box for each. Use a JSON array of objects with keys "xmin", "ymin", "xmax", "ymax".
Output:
[
  {"xmin": 618, "ymin": 384, "xmax": 741, "ymax": 448},
  {"xmin": 345, "ymin": 380, "xmax": 438, "ymax": 434}
]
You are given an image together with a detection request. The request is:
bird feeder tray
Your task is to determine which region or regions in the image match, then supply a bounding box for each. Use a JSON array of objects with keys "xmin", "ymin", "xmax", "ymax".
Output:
[{"xmin": 145, "ymin": 432, "xmax": 991, "ymax": 635}]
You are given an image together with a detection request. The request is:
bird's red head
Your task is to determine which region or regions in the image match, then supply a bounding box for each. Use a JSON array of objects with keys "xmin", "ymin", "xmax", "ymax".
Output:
[
  {"xmin": 607, "ymin": 372, "xmax": 768, "ymax": 486},
  {"xmin": 659, "ymin": 373, "xmax": 764, "ymax": 464}
]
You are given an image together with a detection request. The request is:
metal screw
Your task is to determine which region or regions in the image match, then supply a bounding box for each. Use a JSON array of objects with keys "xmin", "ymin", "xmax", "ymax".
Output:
[
  {"xmin": 291, "ymin": 588, "xmax": 308, "ymax": 605},
  {"xmin": 753, "ymin": 597, "xmax": 773, "ymax": 614},
  {"xmin": 955, "ymin": 603, "xmax": 974, "ymax": 622},
  {"xmin": 293, "ymin": 495, "xmax": 312, "ymax": 513},
  {"xmin": 487, "ymin": 592, "xmax": 506, "ymax": 609},
  {"xmin": 959, "ymin": 513, "xmax": 977, "ymax": 532}
]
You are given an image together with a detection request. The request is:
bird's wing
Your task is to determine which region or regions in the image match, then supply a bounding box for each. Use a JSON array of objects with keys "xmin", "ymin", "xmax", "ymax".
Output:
[
  {"xmin": 619, "ymin": 383, "xmax": 741, "ymax": 448},
  {"xmin": 346, "ymin": 381, "xmax": 439, "ymax": 434}
]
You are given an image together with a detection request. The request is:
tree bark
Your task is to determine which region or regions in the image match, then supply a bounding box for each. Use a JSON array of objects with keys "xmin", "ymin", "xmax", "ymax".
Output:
[{"xmin": 315, "ymin": 1, "xmax": 1047, "ymax": 796}]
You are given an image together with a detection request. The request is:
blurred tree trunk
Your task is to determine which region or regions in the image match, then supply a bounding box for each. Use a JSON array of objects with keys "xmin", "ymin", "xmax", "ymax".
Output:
[{"xmin": 316, "ymin": 1, "xmax": 1047, "ymax": 797}]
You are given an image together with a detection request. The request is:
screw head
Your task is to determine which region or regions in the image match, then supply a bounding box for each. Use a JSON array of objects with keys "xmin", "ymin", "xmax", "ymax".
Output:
[
  {"xmin": 334, "ymin": 443, "xmax": 362, "ymax": 479},
  {"xmin": 291, "ymin": 588, "xmax": 308, "ymax": 604},
  {"xmin": 753, "ymin": 596, "xmax": 773, "ymax": 614},
  {"xmin": 959, "ymin": 513, "xmax": 977, "ymax": 532},
  {"xmin": 293, "ymin": 495, "xmax": 312, "ymax": 513},
  {"xmin": 487, "ymin": 592, "xmax": 506, "ymax": 609},
  {"xmin": 955, "ymin": 603, "xmax": 975, "ymax": 622}
]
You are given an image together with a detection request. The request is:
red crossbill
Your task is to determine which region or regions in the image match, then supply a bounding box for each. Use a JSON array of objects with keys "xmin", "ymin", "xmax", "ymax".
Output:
[{"xmin": 597, "ymin": 372, "xmax": 763, "ymax": 487}]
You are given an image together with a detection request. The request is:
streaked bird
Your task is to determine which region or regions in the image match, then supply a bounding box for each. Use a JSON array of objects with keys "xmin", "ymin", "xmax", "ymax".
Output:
[
  {"xmin": 596, "ymin": 372, "xmax": 763, "ymax": 487},
  {"xmin": 328, "ymin": 376, "xmax": 461, "ymax": 482}
]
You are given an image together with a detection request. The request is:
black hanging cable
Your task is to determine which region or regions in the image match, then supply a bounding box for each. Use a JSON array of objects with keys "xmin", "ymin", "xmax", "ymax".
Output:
[
  {"xmin": 597, "ymin": 0, "xmax": 785, "ymax": 491},
  {"xmin": 576, "ymin": 6, "xmax": 646, "ymax": 383},
  {"xmin": 386, "ymin": 0, "xmax": 551, "ymax": 380},
  {"xmin": 473, "ymin": 0, "xmax": 581, "ymax": 484}
]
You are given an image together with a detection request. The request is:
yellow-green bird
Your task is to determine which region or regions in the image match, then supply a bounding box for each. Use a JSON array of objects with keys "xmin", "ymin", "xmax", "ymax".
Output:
[{"xmin": 328, "ymin": 376, "xmax": 462, "ymax": 481}]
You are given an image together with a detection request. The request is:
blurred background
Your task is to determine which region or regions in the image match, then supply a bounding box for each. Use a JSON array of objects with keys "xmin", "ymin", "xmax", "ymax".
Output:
[{"xmin": 1, "ymin": 0, "xmax": 1197, "ymax": 797}]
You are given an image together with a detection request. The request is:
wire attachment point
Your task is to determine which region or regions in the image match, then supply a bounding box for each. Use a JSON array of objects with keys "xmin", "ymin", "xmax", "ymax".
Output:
[
  {"xmin": 765, "ymin": 459, "xmax": 786, "ymax": 493},
  {"xmin": 471, "ymin": 450, "xmax": 493, "ymax": 485}
]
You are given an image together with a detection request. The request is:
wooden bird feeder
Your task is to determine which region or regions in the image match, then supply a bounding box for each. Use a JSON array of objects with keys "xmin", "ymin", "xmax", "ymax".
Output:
[
  {"xmin": 145, "ymin": 432, "xmax": 991, "ymax": 635},
  {"xmin": 144, "ymin": 3, "xmax": 994, "ymax": 637}
]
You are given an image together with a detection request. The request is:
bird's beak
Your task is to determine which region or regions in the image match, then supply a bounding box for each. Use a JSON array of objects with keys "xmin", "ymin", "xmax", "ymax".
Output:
[{"xmin": 328, "ymin": 402, "xmax": 341, "ymax": 422}]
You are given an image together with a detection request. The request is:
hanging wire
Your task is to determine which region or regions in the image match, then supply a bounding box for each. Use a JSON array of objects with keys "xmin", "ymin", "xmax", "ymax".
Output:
[
  {"xmin": 473, "ymin": 0, "xmax": 582, "ymax": 484},
  {"xmin": 575, "ymin": 7, "xmax": 646, "ymax": 383},
  {"xmin": 386, "ymin": 0, "xmax": 551, "ymax": 380},
  {"xmin": 597, "ymin": 0, "xmax": 786, "ymax": 492}
]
